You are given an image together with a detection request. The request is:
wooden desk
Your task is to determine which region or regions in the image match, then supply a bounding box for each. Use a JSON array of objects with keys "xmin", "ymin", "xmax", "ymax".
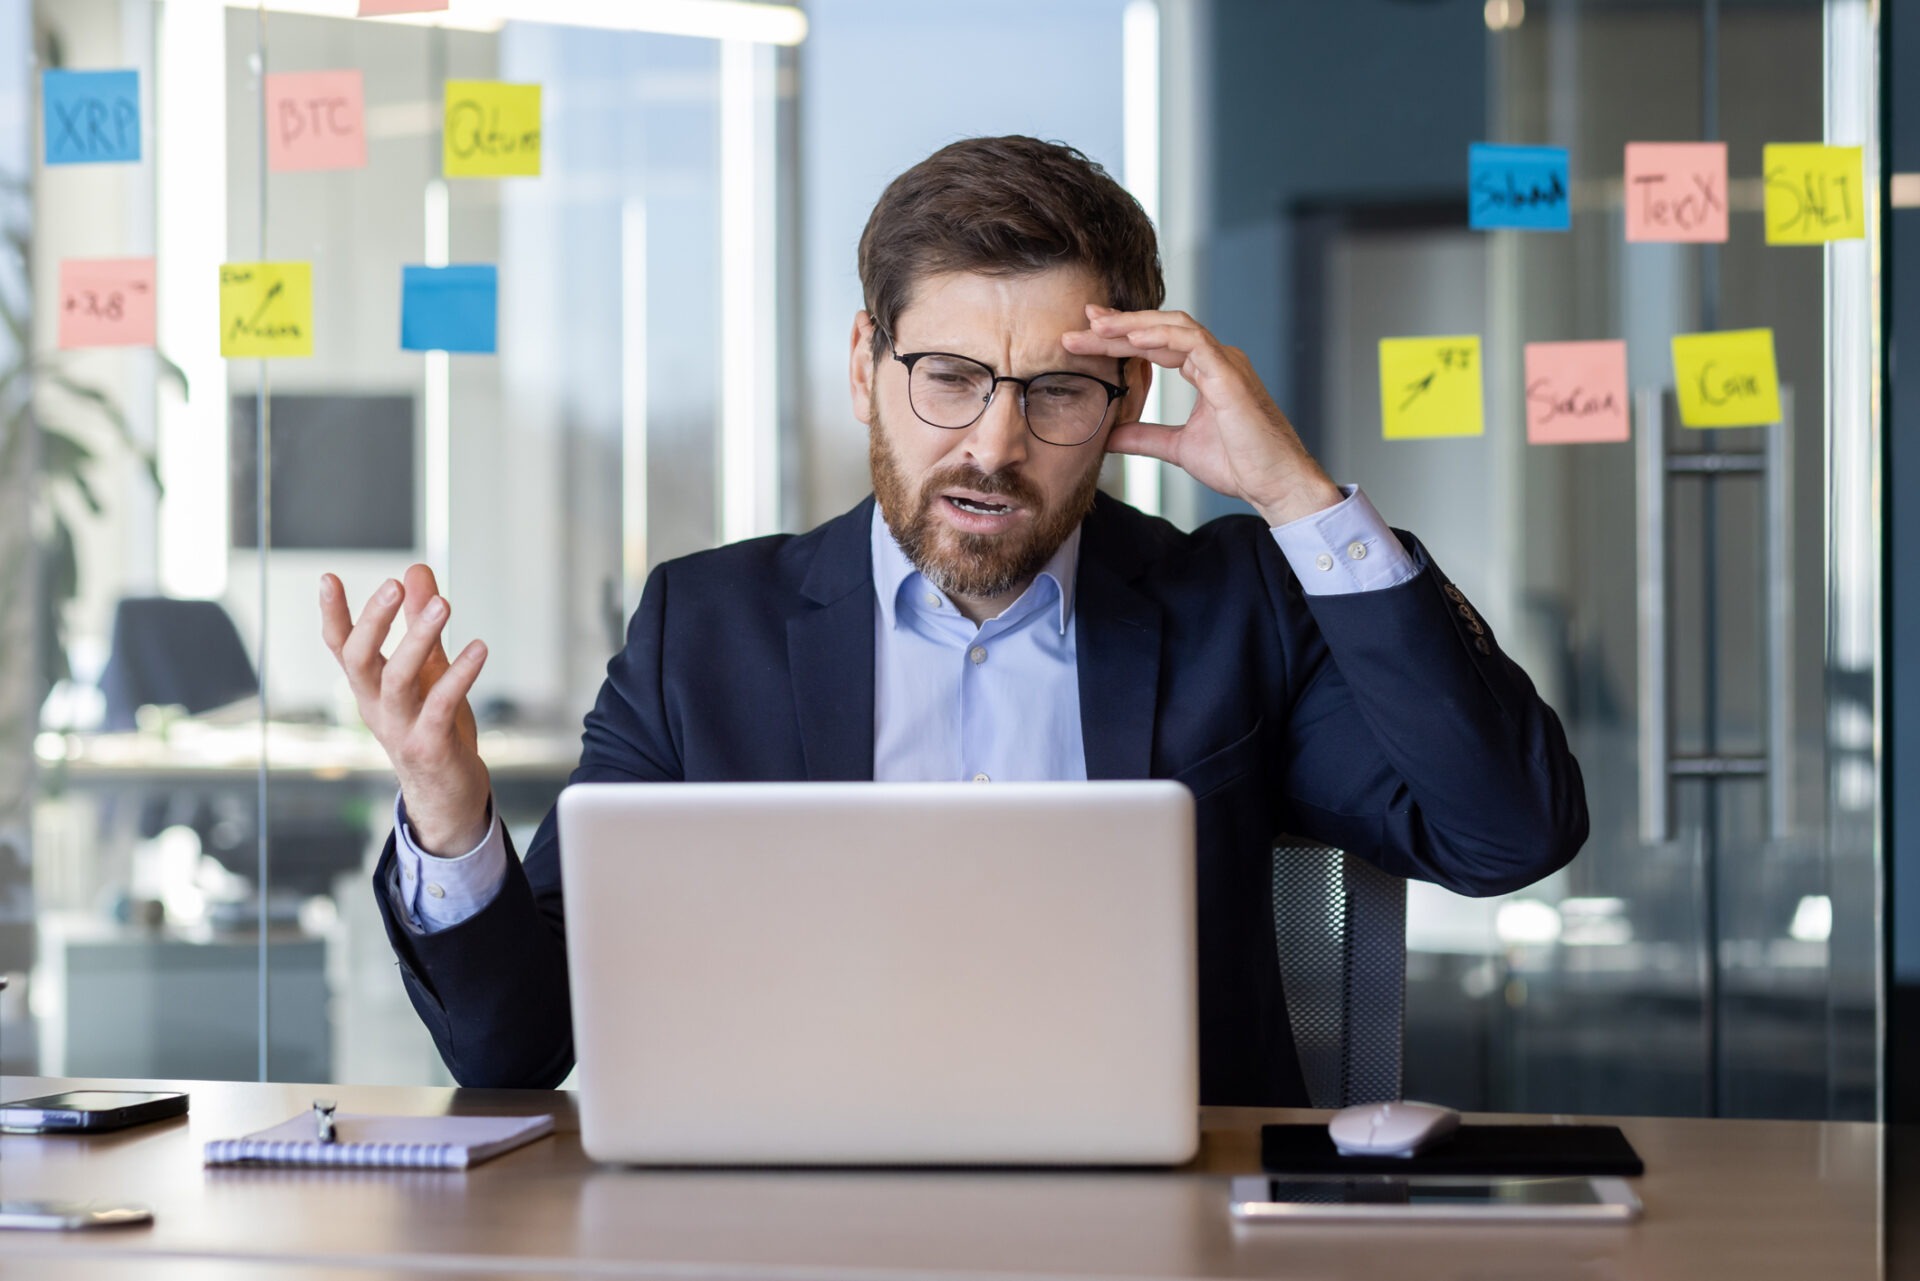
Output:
[{"xmin": 0, "ymin": 1076, "xmax": 1880, "ymax": 1280}]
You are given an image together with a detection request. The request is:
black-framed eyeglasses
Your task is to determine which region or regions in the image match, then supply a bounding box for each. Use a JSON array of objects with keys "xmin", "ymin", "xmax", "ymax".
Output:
[{"xmin": 883, "ymin": 336, "xmax": 1127, "ymax": 447}]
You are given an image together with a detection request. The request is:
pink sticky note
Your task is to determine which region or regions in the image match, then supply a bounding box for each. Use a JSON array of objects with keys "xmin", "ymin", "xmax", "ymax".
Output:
[
  {"xmin": 58, "ymin": 257, "xmax": 156, "ymax": 349},
  {"xmin": 358, "ymin": 0, "xmax": 447, "ymax": 14},
  {"xmin": 1524, "ymin": 340, "xmax": 1629, "ymax": 444},
  {"xmin": 1624, "ymin": 142, "xmax": 1729, "ymax": 243},
  {"xmin": 266, "ymin": 71, "xmax": 367, "ymax": 172}
]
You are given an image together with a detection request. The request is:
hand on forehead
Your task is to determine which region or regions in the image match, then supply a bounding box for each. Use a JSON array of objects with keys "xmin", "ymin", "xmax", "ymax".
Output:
[{"xmin": 888, "ymin": 268, "xmax": 1110, "ymax": 374}]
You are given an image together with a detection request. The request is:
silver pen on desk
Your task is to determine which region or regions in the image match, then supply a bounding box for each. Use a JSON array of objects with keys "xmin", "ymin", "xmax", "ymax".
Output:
[{"xmin": 313, "ymin": 1099, "xmax": 337, "ymax": 1144}]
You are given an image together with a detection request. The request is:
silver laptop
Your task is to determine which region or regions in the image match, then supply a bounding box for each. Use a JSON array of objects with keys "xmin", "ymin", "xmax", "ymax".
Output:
[{"xmin": 557, "ymin": 781, "xmax": 1198, "ymax": 1166}]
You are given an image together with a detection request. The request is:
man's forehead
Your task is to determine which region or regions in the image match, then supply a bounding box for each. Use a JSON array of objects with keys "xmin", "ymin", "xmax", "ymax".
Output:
[{"xmin": 889, "ymin": 268, "xmax": 1109, "ymax": 354}]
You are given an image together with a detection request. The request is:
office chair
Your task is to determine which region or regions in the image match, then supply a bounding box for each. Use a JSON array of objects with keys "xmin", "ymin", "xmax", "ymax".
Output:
[
  {"xmin": 1272, "ymin": 837, "xmax": 1407, "ymax": 1108},
  {"xmin": 99, "ymin": 597, "xmax": 258, "ymax": 731}
]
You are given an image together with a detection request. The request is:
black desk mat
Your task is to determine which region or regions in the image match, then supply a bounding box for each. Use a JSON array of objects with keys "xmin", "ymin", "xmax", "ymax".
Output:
[{"xmin": 1260, "ymin": 1123, "xmax": 1644, "ymax": 1177}]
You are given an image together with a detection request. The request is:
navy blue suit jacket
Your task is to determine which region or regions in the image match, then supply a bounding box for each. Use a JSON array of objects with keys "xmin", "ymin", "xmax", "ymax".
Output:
[{"xmin": 374, "ymin": 493, "xmax": 1588, "ymax": 1105}]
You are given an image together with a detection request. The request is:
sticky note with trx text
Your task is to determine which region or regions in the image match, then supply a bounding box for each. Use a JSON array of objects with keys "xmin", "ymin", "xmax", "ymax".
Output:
[
  {"xmin": 1671, "ymin": 329, "xmax": 1780, "ymax": 428},
  {"xmin": 266, "ymin": 70, "xmax": 366, "ymax": 172},
  {"xmin": 1624, "ymin": 143, "xmax": 1727, "ymax": 243},
  {"xmin": 43, "ymin": 69, "xmax": 141, "ymax": 165},
  {"xmin": 1380, "ymin": 336, "xmax": 1485, "ymax": 439},
  {"xmin": 220, "ymin": 262, "xmax": 314, "ymax": 359},
  {"xmin": 444, "ymin": 81, "xmax": 541, "ymax": 178},
  {"xmin": 1524, "ymin": 341, "xmax": 1629, "ymax": 444},
  {"xmin": 1763, "ymin": 144, "xmax": 1865, "ymax": 244}
]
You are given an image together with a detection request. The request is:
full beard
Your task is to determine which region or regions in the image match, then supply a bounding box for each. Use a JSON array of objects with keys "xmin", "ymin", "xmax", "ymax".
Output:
[{"xmin": 869, "ymin": 411, "xmax": 1101, "ymax": 601}]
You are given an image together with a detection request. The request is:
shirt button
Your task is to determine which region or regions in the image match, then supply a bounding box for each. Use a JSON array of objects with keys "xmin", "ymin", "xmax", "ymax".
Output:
[
  {"xmin": 1314, "ymin": 553, "xmax": 1334, "ymax": 573},
  {"xmin": 1348, "ymin": 541, "xmax": 1367, "ymax": 561},
  {"xmin": 925, "ymin": 593, "xmax": 942, "ymax": 608},
  {"xmin": 969, "ymin": 646, "xmax": 987, "ymax": 665},
  {"xmin": 972, "ymin": 772, "xmax": 990, "ymax": 783},
  {"xmin": 425, "ymin": 883, "xmax": 446, "ymax": 899}
]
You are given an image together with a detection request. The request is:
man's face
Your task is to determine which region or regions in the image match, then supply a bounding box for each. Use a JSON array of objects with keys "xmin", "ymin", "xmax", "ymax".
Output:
[{"xmin": 851, "ymin": 267, "xmax": 1145, "ymax": 601}]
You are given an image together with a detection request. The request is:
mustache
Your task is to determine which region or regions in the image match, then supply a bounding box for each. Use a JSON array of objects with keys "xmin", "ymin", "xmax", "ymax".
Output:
[{"xmin": 918, "ymin": 466, "xmax": 1043, "ymax": 508}]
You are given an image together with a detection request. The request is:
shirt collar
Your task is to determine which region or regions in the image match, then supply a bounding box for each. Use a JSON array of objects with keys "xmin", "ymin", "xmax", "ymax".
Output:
[{"xmin": 870, "ymin": 502, "xmax": 1081, "ymax": 636}]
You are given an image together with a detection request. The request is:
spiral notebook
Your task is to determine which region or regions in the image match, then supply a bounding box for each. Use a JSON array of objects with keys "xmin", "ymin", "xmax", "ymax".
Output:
[{"xmin": 204, "ymin": 1112, "xmax": 554, "ymax": 1170}]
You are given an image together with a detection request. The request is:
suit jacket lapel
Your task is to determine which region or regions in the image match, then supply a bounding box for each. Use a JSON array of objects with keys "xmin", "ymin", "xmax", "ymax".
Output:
[
  {"xmin": 788, "ymin": 498, "xmax": 877, "ymax": 781},
  {"xmin": 1075, "ymin": 497, "xmax": 1163, "ymax": 780}
]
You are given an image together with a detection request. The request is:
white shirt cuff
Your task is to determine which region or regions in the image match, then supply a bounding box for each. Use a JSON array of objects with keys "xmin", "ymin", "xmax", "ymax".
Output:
[
  {"xmin": 1270, "ymin": 484, "xmax": 1419, "ymax": 596},
  {"xmin": 387, "ymin": 791, "xmax": 509, "ymax": 933}
]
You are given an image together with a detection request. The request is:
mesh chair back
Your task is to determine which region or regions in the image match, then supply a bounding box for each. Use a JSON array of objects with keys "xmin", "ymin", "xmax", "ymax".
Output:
[{"xmin": 1271, "ymin": 838, "xmax": 1406, "ymax": 1108}]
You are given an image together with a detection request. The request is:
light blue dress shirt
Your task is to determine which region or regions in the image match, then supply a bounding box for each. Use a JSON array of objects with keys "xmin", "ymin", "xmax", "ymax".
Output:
[{"xmin": 387, "ymin": 486, "xmax": 1415, "ymax": 933}]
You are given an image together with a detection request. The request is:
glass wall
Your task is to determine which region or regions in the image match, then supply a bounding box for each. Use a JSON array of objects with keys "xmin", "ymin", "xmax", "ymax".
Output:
[{"xmin": 0, "ymin": 0, "xmax": 1884, "ymax": 1122}]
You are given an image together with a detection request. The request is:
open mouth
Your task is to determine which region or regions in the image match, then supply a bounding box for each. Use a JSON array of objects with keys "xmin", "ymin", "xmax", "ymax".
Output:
[{"xmin": 945, "ymin": 494, "xmax": 1014, "ymax": 517}]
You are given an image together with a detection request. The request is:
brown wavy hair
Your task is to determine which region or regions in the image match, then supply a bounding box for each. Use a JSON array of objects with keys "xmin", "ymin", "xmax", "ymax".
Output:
[{"xmin": 857, "ymin": 136, "xmax": 1164, "ymax": 358}]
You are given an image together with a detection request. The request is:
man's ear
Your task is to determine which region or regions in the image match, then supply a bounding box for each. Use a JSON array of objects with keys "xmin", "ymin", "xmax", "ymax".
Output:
[
  {"xmin": 849, "ymin": 311, "xmax": 878, "ymax": 426},
  {"xmin": 1119, "ymin": 358, "xmax": 1154, "ymax": 426}
]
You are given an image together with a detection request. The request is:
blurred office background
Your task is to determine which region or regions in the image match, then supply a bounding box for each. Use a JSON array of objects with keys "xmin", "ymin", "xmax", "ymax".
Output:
[{"xmin": 0, "ymin": 0, "xmax": 1892, "ymax": 1123}]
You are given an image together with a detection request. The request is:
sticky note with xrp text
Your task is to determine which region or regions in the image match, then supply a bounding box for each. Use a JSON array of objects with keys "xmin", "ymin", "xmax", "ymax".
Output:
[
  {"xmin": 58, "ymin": 257, "xmax": 156, "ymax": 349},
  {"xmin": 1624, "ymin": 143, "xmax": 1727, "ymax": 243},
  {"xmin": 266, "ymin": 70, "xmax": 366, "ymax": 172},
  {"xmin": 1468, "ymin": 144, "xmax": 1570, "ymax": 231},
  {"xmin": 1671, "ymin": 329, "xmax": 1780, "ymax": 428},
  {"xmin": 1379, "ymin": 336, "xmax": 1485, "ymax": 439},
  {"xmin": 401, "ymin": 265, "xmax": 498, "ymax": 353},
  {"xmin": 1763, "ymin": 144, "xmax": 1865, "ymax": 244},
  {"xmin": 219, "ymin": 262, "xmax": 314, "ymax": 359},
  {"xmin": 444, "ymin": 81, "xmax": 541, "ymax": 178},
  {"xmin": 43, "ymin": 69, "xmax": 141, "ymax": 165},
  {"xmin": 1524, "ymin": 341, "xmax": 1629, "ymax": 444}
]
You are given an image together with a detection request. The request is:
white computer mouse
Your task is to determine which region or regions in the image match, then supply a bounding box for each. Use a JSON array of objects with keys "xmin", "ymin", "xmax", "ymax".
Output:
[{"xmin": 1327, "ymin": 1100, "xmax": 1461, "ymax": 1157}]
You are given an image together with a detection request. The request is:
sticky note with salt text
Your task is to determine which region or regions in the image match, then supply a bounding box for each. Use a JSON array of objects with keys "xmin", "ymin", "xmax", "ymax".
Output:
[
  {"xmin": 266, "ymin": 70, "xmax": 366, "ymax": 172},
  {"xmin": 358, "ymin": 0, "xmax": 448, "ymax": 14},
  {"xmin": 219, "ymin": 262, "xmax": 314, "ymax": 359},
  {"xmin": 444, "ymin": 81, "xmax": 541, "ymax": 178},
  {"xmin": 43, "ymin": 69, "xmax": 141, "ymax": 165},
  {"xmin": 1380, "ymin": 336, "xmax": 1485, "ymax": 439},
  {"xmin": 1524, "ymin": 341, "xmax": 1629, "ymax": 444},
  {"xmin": 1671, "ymin": 329, "xmax": 1780, "ymax": 428},
  {"xmin": 1763, "ymin": 144, "xmax": 1865, "ymax": 244},
  {"xmin": 401, "ymin": 265, "xmax": 498, "ymax": 353},
  {"xmin": 58, "ymin": 258, "xmax": 156, "ymax": 349},
  {"xmin": 1624, "ymin": 142, "xmax": 1727, "ymax": 242},
  {"xmin": 1468, "ymin": 144, "xmax": 1570, "ymax": 231}
]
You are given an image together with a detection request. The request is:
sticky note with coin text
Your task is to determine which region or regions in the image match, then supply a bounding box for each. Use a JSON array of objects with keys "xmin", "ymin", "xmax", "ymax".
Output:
[
  {"xmin": 1468, "ymin": 144, "xmax": 1570, "ymax": 231},
  {"xmin": 1671, "ymin": 329, "xmax": 1780, "ymax": 428},
  {"xmin": 1763, "ymin": 144, "xmax": 1865, "ymax": 244},
  {"xmin": 1624, "ymin": 142, "xmax": 1727, "ymax": 242},
  {"xmin": 43, "ymin": 69, "xmax": 141, "ymax": 165},
  {"xmin": 1524, "ymin": 340, "xmax": 1629, "ymax": 444},
  {"xmin": 401, "ymin": 265, "xmax": 497, "ymax": 353},
  {"xmin": 444, "ymin": 81, "xmax": 541, "ymax": 178},
  {"xmin": 1379, "ymin": 336, "xmax": 1485, "ymax": 439},
  {"xmin": 219, "ymin": 262, "xmax": 313, "ymax": 359},
  {"xmin": 266, "ymin": 70, "xmax": 366, "ymax": 172},
  {"xmin": 58, "ymin": 257, "xmax": 156, "ymax": 349}
]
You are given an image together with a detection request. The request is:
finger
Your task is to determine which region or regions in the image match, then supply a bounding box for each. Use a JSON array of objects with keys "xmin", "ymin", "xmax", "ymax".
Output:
[
  {"xmin": 340, "ymin": 579, "xmax": 404, "ymax": 687},
  {"xmin": 418, "ymin": 639, "xmax": 488, "ymax": 734},
  {"xmin": 402, "ymin": 564, "xmax": 441, "ymax": 622},
  {"xmin": 383, "ymin": 594, "xmax": 450, "ymax": 706},
  {"xmin": 1060, "ymin": 329, "xmax": 1190, "ymax": 368},
  {"xmin": 1088, "ymin": 305, "xmax": 1201, "ymax": 334},
  {"xmin": 318, "ymin": 575, "xmax": 353, "ymax": 657},
  {"xmin": 1106, "ymin": 421, "xmax": 1182, "ymax": 463}
]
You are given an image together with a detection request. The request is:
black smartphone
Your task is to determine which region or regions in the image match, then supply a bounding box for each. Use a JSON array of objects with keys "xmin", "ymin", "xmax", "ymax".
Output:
[{"xmin": 0, "ymin": 1090, "xmax": 189, "ymax": 1133}]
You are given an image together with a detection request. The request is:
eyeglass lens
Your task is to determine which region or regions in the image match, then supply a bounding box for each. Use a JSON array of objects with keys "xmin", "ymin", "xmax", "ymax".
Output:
[{"xmin": 908, "ymin": 354, "xmax": 1110, "ymax": 444}]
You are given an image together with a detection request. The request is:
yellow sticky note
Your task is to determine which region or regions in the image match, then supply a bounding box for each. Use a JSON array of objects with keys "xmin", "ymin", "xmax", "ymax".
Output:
[
  {"xmin": 1671, "ymin": 329, "xmax": 1781, "ymax": 428},
  {"xmin": 444, "ymin": 80, "xmax": 541, "ymax": 178},
  {"xmin": 219, "ymin": 261, "xmax": 313, "ymax": 359},
  {"xmin": 1763, "ymin": 144, "xmax": 1865, "ymax": 244},
  {"xmin": 1379, "ymin": 336, "xmax": 1484, "ymax": 439}
]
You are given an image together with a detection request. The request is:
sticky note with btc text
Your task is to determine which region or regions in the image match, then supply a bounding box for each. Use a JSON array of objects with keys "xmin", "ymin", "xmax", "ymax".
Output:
[
  {"xmin": 444, "ymin": 80, "xmax": 541, "ymax": 178},
  {"xmin": 1763, "ymin": 144, "xmax": 1865, "ymax": 244},
  {"xmin": 219, "ymin": 262, "xmax": 314, "ymax": 359},
  {"xmin": 1380, "ymin": 336, "xmax": 1485, "ymax": 439},
  {"xmin": 1671, "ymin": 329, "xmax": 1780, "ymax": 428},
  {"xmin": 266, "ymin": 70, "xmax": 366, "ymax": 172}
]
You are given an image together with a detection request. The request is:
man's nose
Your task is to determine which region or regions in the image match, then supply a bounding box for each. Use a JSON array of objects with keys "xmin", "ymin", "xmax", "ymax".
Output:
[{"xmin": 960, "ymin": 381, "xmax": 1030, "ymax": 475}]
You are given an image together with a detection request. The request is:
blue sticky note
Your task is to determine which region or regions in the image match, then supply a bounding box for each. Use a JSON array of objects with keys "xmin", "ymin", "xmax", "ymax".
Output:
[
  {"xmin": 401, "ymin": 265, "xmax": 498, "ymax": 354},
  {"xmin": 1468, "ymin": 143, "xmax": 1570, "ymax": 231},
  {"xmin": 44, "ymin": 70, "xmax": 142, "ymax": 165}
]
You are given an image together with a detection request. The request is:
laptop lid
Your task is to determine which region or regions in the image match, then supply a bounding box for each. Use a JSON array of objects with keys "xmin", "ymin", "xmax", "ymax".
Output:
[{"xmin": 558, "ymin": 781, "xmax": 1198, "ymax": 1165}]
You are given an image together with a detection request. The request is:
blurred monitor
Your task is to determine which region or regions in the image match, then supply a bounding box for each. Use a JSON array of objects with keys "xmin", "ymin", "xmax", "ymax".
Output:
[{"xmin": 230, "ymin": 393, "xmax": 416, "ymax": 550}]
